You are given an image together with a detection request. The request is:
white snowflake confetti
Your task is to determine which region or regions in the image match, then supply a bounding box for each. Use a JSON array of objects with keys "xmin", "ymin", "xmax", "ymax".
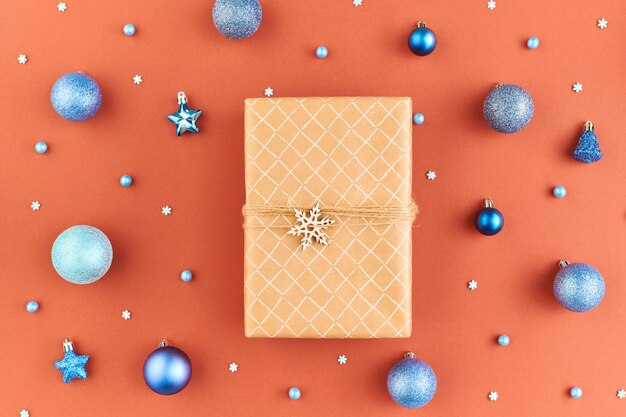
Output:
[
  {"xmin": 264, "ymin": 87, "xmax": 274, "ymax": 97},
  {"xmin": 162, "ymin": 205, "xmax": 172, "ymax": 216},
  {"xmin": 468, "ymin": 280, "xmax": 478, "ymax": 290},
  {"xmin": 288, "ymin": 204, "xmax": 335, "ymax": 250},
  {"xmin": 337, "ymin": 355, "xmax": 347, "ymax": 365},
  {"xmin": 57, "ymin": 2, "xmax": 67, "ymax": 12},
  {"xmin": 20, "ymin": 410, "xmax": 29, "ymax": 417},
  {"xmin": 488, "ymin": 391, "xmax": 499, "ymax": 401},
  {"xmin": 353, "ymin": 0, "xmax": 362, "ymax": 6},
  {"xmin": 133, "ymin": 75, "xmax": 143, "ymax": 85},
  {"xmin": 18, "ymin": 54, "xmax": 28, "ymax": 65},
  {"xmin": 617, "ymin": 389, "xmax": 626, "ymax": 399},
  {"xmin": 426, "ymin": 170, "xmax": 437, "ymax": 181},
  {"xmin": 30, "ymin": 201, "xmax": 41, "ymax": 211},
  {"xmin": 228, "ymin": 362, "xmax": 238, "ymax": 373},
  {"xmin": 121, "ymin": 310, "xmax": 131, "ymax": 320},
  {"xmin": 572, "ymin": 83, "xmax": 583, "ymax": 93},
  {"xmin": 597, "ymin": 19, "xmax": 608, "ymax": 29},
  {"xmin": 487, "ymin": 0, "xmax": 496, "ymax": 10}
]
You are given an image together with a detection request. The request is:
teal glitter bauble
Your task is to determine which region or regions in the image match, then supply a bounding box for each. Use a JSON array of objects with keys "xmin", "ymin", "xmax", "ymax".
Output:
[{"xmin": 51, "ymin": 225, "xmax": 113, "ymax": 285}]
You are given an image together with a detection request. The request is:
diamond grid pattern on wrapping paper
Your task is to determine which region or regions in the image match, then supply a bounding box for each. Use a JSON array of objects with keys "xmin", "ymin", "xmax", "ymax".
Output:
[{"xmin": 244, "ymin": 97, "xmax": 413, "ymax": 338}]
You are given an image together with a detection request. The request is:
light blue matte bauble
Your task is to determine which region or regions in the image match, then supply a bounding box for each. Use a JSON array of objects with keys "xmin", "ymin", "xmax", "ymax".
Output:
[
  {"xmin": 483, "ymin": 84, "xmax": 534, "ymax": 133},
  {"xmin": 316, "ymin": 46, "xmax": 328, "ymax": 59},
  {"xmin": 51, "ymin": 72, "xmax": 102, "ymax": 122},
  {"xmin": 570, "ymin": 387, "xmax": 583, "ymax": 398},
  {"xmin": 120, "ymin": 175, "xmax": 133, "ymax": 187},
  {"xmin": 553, "ymin": 185, "xmax": 567, "ymax": 198},
  {"xmin": 498, "ymin": 335, "xmax": 510, "ymax": 346},
  {"xmin": 554, "ymin": 261, "xmax": 605, "ymax": 312},
  {"xmin": 26, "ymin": 301, "xmax": 39, "ymax": 312},
  {"xmin": 527, "ymin": 37, "xmax": 540, "ymax": 49},
  {"xmin": 35, "ymin": 141, "xmax": 48, "ymax": 153},
  {"xmin": 123, "ymin": 23, "xmax": 136, "ymax": 36},
  {"xmin": 180, "ymin": 270, "xmax": 193, "ymax": 282},
  {"xmin": 212, "ymin": 0, "xmax": 262, "ymax": 40},
  {"xmin": 413, "ymin": 113, "xmax": 425, "ymax": 125},
  {"xmin": 387, "ymin": 353, "xmax": 437, "ymax": 409},
  {"xmin": 51, "ymin": 225, "xmax": 113, "ymax": 285},
  {"xmin": 289, "ymin": 387, "xmax": 301, "ymax": 400}
]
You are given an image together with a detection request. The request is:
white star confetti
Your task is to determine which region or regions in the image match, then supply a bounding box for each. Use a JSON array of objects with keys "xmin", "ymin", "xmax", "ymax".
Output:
[
  {"xmin": 20, "ymin": 410, "xmax": 29, "ymax": 417},
  {"xmin": 133, "ymin": 75, "xmax": 143, "ymax": 85},
  {"xmin": 426, "ymin": 170, "xmax": 437, "ymax": 181},
  {"xmin": 487, "ymin": 0, "xmax": 496, "ymax": 10},
  {"xmin": 228, "ymin": 362, "xmax": 238, "ymax": 373},
  {"xmin": 30, "ymin": 201, "xmax": 41, "ymax": 211},
  {"xmin": 468, "ymin": 280, "xmax": 478, "ymax": 290},
  {"xmin": 264, "ymin": 87, "xmax": 274, "ymax": 97},
  {"xmin": 488, "ymin": 391, "xmax": 499, "ymax": 401},
  {"xmin": 121, "ymin": 310, "xmax": 131, "ymax": 320},
  {"xmin": 57, "ymin": 2, "xmax": 67, "ymax": 12},
  {"xmin": 597, "ymin": 19, "xmax": 608, "ymax": 29},
  {"xmin": 18, "ymin": 54, "xmax": 28, "ymax": 65},
  {"xmin": 617, "ymin": 389, "xmax": 626, "ymax": 399},
  {"xmin": 288, "ymin": 204, "xmax": 335, "ymax": 250},
  {"xmin": 337, "ymin": 355, "xmax": 347, "ymax": 365},
  {"xmin": 572, "ymin": 83, "xmax": 583, "ymax": 93},
  {"xmin": 162, "ymin": 205, "xmax": 172, "ymax": 216},
  {"xmin": 353, "ymin": 0, "xmax": 362, "ymax": 6}
]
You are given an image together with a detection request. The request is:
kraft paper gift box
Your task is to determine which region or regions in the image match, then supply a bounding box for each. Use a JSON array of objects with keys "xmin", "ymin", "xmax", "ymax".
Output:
[{"xmin": 243, "ymin": 97, "xmax": 415, "ymax": 338}]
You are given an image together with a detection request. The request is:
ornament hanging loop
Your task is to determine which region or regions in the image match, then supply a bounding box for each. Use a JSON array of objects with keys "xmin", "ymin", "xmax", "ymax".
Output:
[
  {"xmin": 484, "ymin": 199, "xmax": 494, "ymax": 208},
  {"xmin": 584, "ymin": 121, "xmax": 594, "ymax": 132},
  {"xmin": 417, "ymin": 21, "xmax": 427, "ymax": 28},
  {"xmin": 404, "ymin": 351, "xmax": 416, "ymax": 360},
  {"xmin": 559, "ymin": 260, "xmax": 570, "ymax": 269},
  {"xmin": 63, "ymin": 339, "xmax": 74, "ymax": 352},
  {"xmin": 159, "ymin": 339, "xmax": 170, "ymax": 348},
  {"xmin": 177, "ymin": 92, "xmax": 187, "ymax": 105}
]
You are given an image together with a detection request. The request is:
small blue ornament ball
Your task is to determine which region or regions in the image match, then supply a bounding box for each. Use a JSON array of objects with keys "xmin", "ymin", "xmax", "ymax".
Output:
[
  {"xmin": 570, "ymin": 387, "xmax": 583, "ymax": 399},
  {"xmin": 408, "ymin": 21, "xmax": 437, "ymax": 56},
  {"xmin": 51, "ymin": 225, "xmax": 113, "ymax": 285},
  {"xmin": 527, "ymin": 37, "xmax": 540, "ymax": 49},
  {"xmin": 180, "ymin": 270, "xmax": 193, "ymax": 282},
  {"xmin": 123, "ymin": 23, "xmax": 136, "ymax": 36},
  {"xmin": 497, "ymin": 335, "xmax": 510, "ymax": 346},
  {"xmin": 553, "ymin": 185, "xmax": 567, "ymax": 198},
  {"xmin": 120, "ymin": 175, "xmax": 133, "ymax": 187},
  {"xmin": 289, "ymin": 387, "xmax": 301, "ymax": 400},
  {"xmin": 26, "ymin": 301, "xmax": 39, "ymax": 313},
  {"xmin": 387, "ymin": 352, "xmax": 437, "ymax": 409},
  {"xmin": 50, "ymin": 72, "xmax": 102, "ymax": 122},
  {"xmin": 35, "ymin": 141, "xmax": 48, "ymax": 154},
  {"xmin": 316, "ymin": 46, "xmax": 328, "ymax": 59},
  {"xmin": 412, "ymin": 113, "xmax": 425, "ymax": 125},
  {"xmin": 483, "ymin": 84, "xmax": 534, "ymax": 134},
  {"xmin": 144, "ymin": 342, "xmax": 192, "ymax": 395},
  {"xmin": 213, "ymin": 0, "xmax": 262, "ymax": 40},
  {"xmin": 475, "ymin": 199, "xmax": 504, "ymax": 236},
  {"xmin": 554, "ymin": 260, "xmax": 605, "ymax": 312}
]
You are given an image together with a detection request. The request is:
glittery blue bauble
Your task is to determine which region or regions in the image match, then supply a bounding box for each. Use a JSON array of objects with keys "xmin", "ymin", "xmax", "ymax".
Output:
[
  {"xmin": 554, "ymin": 262, "xmax": 605, "ymax": 312},
  {"xmin": 316, "ymin": 46, "xmax": 328, "ymax": 59},
  {"xmin": 123, "ymin": 23, "xmax": 136, "ymax": 36},
  {"xmin": 570, "ymin": 387, "xmax": 583, "ymax": 398},
  {"xmin": 408, "ymin": 24, "xmax": 437, "ymax": 56},
  {"xmin": 35, "ymin": 141, "xmax": 48, "ymax": 153},
  {"xmin": 475, "ymin": 207, "xmax": 504, "ymax": 236},
  {"xmin": 573, "ymin": 130, "xmax": 603, "ymax": 163},
  {"xmin": 483, "ymin": 84, "xmax": 534, "ymax": 134},
  {"xmin": 289, "ymin": 387, "xmax": 301, "ymax": 400},
  {"xmin": 212, "ymin": 0, "xmax": 262, "ymax": 40},
  {"xmin": 51, "ymin": 225, "xmax": 113, "ymax": 285},
  {"xmin": 144, "ymin": 346, "xmax": 192, "ymax": 395},
  {"xmin": 387, "ymin": 355, "xmax": 437, "ymax": 409},
  {"xmin": 51, "ymin": 72, "xmax": 102, "ymax": 121},
  {"xmin": 26, "ymin": 301, "xmax": 39, "ymax": 312}
]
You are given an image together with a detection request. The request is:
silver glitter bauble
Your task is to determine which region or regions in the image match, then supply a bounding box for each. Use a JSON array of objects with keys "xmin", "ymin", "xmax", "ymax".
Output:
[
  {"xmin": 553, "ymin": 260, "xmax": 605, "ymax": 312},
  {"xmin": 212, "ymin": 0, "xmax": 262, "ymax": 40},
  {"xmin": 387, "ymin": 352, "xmax": 437, "ymax": 408},
  {"xmin": 483, "ymin": 84, "xmax": 534, "ymax": 134}
]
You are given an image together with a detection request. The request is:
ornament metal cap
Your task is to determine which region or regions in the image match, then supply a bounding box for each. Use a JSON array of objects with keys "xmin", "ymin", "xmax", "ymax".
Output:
[
  {"xmin": 177, "ymin": 92, "xmax": 187, "ymax": 104},
  {"xmin": 62, "ymin": 339, "xmax": 74, "ymax": 352},
  {"xmin": 404, "ymin": 351, "xmax": 416, "ymax": 359},
  {"xmin": 484, "ymin": 199, "xmax": 494, "ymax": 208},
  {"xmin": 159, "ymin": 339, "xmax": 170, "ymax": 348},
  {"xmin": 417, "ymin": 21, "xmax": 427, "ymax": 28},
  {"xmin": 584, "ymin": 121, "xmax": 594, "ymax": 132},
  {"xmin": 559, "ymin": 260, "xmax": 570, "ymax": 269}
]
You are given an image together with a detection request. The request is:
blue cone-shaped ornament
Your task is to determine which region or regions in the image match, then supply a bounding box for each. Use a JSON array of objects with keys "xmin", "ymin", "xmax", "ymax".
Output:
[{"xmin": 573, "ymin": 121, "xmax": 603, "ymax": 163}]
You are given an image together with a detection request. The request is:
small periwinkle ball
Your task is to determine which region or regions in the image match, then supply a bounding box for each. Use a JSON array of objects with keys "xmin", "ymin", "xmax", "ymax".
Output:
[
  {"xmin": 554, "ymin": 262, "xmax": 605, "ymax": 312},
  {"xmin": 120, "ymin": 175, "xmax": 133, "ymax": 187},
  {"xmin": 26, "ymin": 301, "xmax": 39, "ymax": 313},
  {"xmin": 51, "ymin": 225, "xmax": 113, "ymax": 285},
  {"xmin": 553, "ymin": 185, "xmax": 567, "ymax": 198},
  {"xmin": 123, "ymin": 23, "xmax": 136, "ymax": 36},
  {"xmin": 408, "ymin": 23, "xmax": 437, "ymax": 56},
  {"xmin": 527, "ymin": 37, "xmax": 540, "ymax": 49},
  {"xmin": 316, "ymin": 46, "xmax": 328, "ymax": 59},
  {"xmin": 412, "ymin": 113, "xmax": 425, "ymax": 125},
  {"xmin": 483, "ymin": 84, "xmax": 534, "ymax": 134},
  {"xmin": 387, "ymin": 354, "xmax": 437, "ymax": 408},
  {"xmin": 35, "ymin": 141, "xmax": 48, "ymax": 153},
  {"xmin": 570, "ymin": 387, "xmax": 583, "ymax": 399},
  {"xmin": 212, "ymin": 0, "xmax": 262, "ymax": 40},
  {"xmin": 144, "ymin": 346, "xmax": 192, "ymax": 395},
  {"xmin": 180, "ymin": 270, "xmax": 193, "ymax": 282},
  {"xmin": 50, "ymin": 72, "xmax": 102, "ymax": 122},
  {"xmin": 498, "ymin": 335, "xmax": 510, "ymax": 346},
  {"xmin": 289, "ymin": 387, "xmax": 301, "ymax": 400}
]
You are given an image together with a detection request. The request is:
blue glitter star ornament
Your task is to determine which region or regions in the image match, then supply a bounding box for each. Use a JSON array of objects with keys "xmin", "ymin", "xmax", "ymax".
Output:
[
  {"xmin": 54, "ymin": 339, "xmax": 89, "ymax": 383},
  {"xmin": 167, "ymin": 92, "xmax": 202, "ymax": 136}
]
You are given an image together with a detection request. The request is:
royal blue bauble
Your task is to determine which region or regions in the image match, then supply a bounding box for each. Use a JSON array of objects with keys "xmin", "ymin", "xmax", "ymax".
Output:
[
  {"xmin": 51, "ymin": 225, "xmax": 113, "ymax": 285},
  {"xmin": 554, "ymin": 260, "xmax": 605, "ymax": 312},
  {"xmin": 51, "ymin": 72, "xmax": 102, "ymax": 121},
  {"xmin": 212, "ymin": 0, "xmax": 262, "ymax": 40},
  {"xmin": 475, "ymin": 199, "xmax": 504, "ymax": 236},
  {"xmin": 408, "ymin": 22, "xmax": 437, "ymax": 56},
  {"xmin": 144, "ymin": 342, "xmax": 192, "ymax": 395},
  {"xmin": 483, "ymin": 84, "xmax": 534, "ymax": 133},
  {"xmin": 387, "ymin": 352, "xmax": 437, "ymax": 409}
]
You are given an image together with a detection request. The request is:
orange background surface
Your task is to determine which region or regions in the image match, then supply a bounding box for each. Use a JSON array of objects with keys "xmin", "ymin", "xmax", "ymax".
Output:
[{"xmin": 1, "ymin": 1, "xmax": 626, "ymax": 416}]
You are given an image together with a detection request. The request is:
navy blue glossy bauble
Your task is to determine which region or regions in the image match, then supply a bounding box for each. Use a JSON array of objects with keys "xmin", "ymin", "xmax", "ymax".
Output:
[
  {"xmin": 475, "ymin": 199, "xmax": 504, "ymax": 236},
  {"xmin": 50, "ymin": 72, "xmax": 102, "ymax": 121},
  {"xmin": 144, "ymin": 342, "xmax": 192, "ymax": 395},
  {"xmin": 554, "ymin": 260, "xmax": 605, "ymax": 312},
  {"xmin": 408, "ymin": 22, "xmax": 437, "ymax": 56},
  {"xmin": 213, "ymin": 0, "xmax": 262, "ymax": 40},
  {"xmin": 387, "ymin": 352, "xmax": 437, "ymax": 408},
  {"xmin": 483, "ymin": 84, "xmax": 534, "ymax": 133}
]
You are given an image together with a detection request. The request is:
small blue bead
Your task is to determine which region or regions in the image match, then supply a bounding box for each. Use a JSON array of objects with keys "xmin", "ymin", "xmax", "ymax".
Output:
[
  {"xmin": 497, "ymin": 335, "xmax": 510, "ymax": 346},
  {"xmin": 412, "ymin": 113, "xmax": 425, "ymax": 125},
  {"xmin": 289, "ymin": 387, "xmax": 301, "ymax": 400},
  {"xmin": 316, "ymin": 46, "xmax": 328, "ymax": 59},
  {"xmin": 553, "ymin": 186, "xmax": 566, "ymax": 198},
  {"xmin": 123, "ymin": 24, "xmax": 136, "ymax": 36},
  {"xmin": 26, "ymin": 301, "xmax": 39, "ymax": 313},
  {"xmin": 120, "ymin": 175, "xmax": 133, "ymax": 187},
  {"xmin": 527, "ymin": 37, "xmax": 540, "ymax": 49},
  {"xmin": 570, "ymin": 387, "xmax": 583, "ymax": 399},
  {"xmin": 181, "ymin": 270, "xmax": 193, "ymax": 282},
  {"xmin": 35, "ymin": 141, "xmax": 48, "ymax": 153}
]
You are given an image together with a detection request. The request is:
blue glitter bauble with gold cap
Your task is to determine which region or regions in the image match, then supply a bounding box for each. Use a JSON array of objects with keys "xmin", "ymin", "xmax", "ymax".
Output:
[
  {"xmin": 554, "ymin": 260, "xmax": 605, "ymax": 312},
  {"xmin": 387, "ymin": 352, "xmax": 437, "ymax": 408}
]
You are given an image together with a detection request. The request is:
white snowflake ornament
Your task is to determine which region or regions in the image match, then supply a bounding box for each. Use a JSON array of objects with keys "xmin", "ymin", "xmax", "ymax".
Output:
[
  {"xmin": 264, "ymin": 87, "xmax": 274, "ymax": 97},
  {"xmin": 337, "ymin": 355, "xmax": 347, "ymax": 365},
  {"xmin": 353, "ymin": 0, "xmax": 363, "ymax": 6},
  {"xmin": 468, "ymin": 280, "xmax": 478, "ymax": 290},
  {"xmin": 228, "ymin": 362, "xmax": 238, "ymax": 373},
  {"xmin": 288, "ymin": 204, "xmax": 335, "ymax": 250},
  {"xmin": 487, "ymin": 0, "xmax": 496, "ymax": 10},
  {"xmin": 57, "ymin": 2, "xmax": 67, "ymax": 12},
  {"xmin": 617, "ymin": 389, "xmax": 626, "ymax": 399},
  {"xmin": 121, "ymin": 310, "xmax": 131, "ymax": 320},
  {"xmin": 133, "ymin": 75, "xmax": 142, "ymax": 85},
  {"xmin": 426, "ymin": 170, "xmax": 436, "ymax": 181},
  {"xmin": 20, "ymin": 410, "xmax": 30, "ymax": 417},
  {"xmin": 597, "ymin": 19, "xmax": 608, "ymax": 29},
  {"xmin": 572, "ymin": 83, "xmax": 583, "ymax": 93},
  {"xmin": 30, "ymin": 201, "xmax": 41, "ymax": 211},
  {"xmin": 488, "ymin": 391, "xmax": 499, "ymax": 401},
  {"xmin": 162, "ymin": 205, "xmax": 172, "ymax": 216},
  {"xmin": 18, "ymin": 54, "xmax": 28, "ymax": 65}
]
